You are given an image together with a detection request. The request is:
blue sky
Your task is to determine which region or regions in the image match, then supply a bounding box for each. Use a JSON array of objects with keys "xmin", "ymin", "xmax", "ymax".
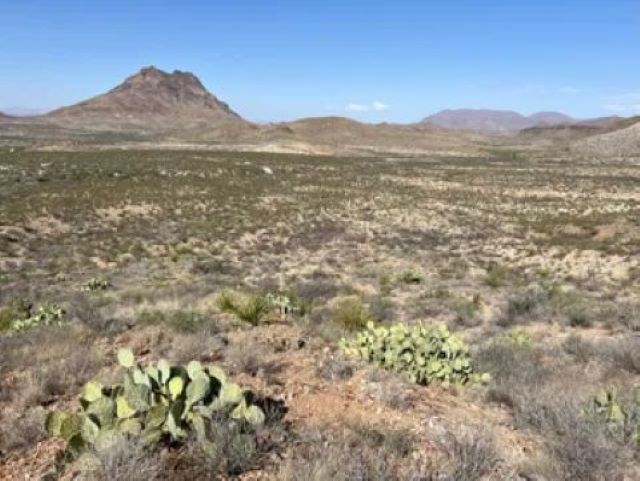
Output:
[{"xmin": 1, "ymin": 1, "xmax": 638, "ymax": 122}]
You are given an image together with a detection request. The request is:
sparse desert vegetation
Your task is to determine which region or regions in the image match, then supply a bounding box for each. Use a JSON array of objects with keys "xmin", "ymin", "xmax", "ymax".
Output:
[{"xmin": 1, "ymin": 148, "xmax": 639, "ymax": 480}]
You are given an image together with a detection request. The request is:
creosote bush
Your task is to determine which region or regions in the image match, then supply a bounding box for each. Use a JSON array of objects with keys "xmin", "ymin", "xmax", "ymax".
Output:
[
  {"xmin": 330, "ymin": 295, "xmax": 373, "ymax": 331},
  {"xmin": 45, "ymin": 349, "xmax": 266, "ymax": 470},
  {"xmin": 340, "ymin": 322, "xmax": 487, "ymax": 386}
]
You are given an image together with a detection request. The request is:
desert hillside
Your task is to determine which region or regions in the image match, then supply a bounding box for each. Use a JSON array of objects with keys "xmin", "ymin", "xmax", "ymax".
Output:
[
  {"xmin": 45, "ymin": 66, "xmax": 244, "ymax": 131},
  {"xmin": 574, "ymin": 119, "xmax": 640, "ymax": 158}
]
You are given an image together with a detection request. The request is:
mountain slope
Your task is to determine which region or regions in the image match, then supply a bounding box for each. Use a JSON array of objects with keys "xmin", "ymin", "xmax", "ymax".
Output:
[
  {"xmin": 422, "ymin": 109, "xmax": 575, "ymax": 133},
  {"xmin": 46, "ymin": 66, "xmax": 243, "ymax": 131},
  {"xmin": 574, "ymin": 118, "xmax": 640, "ymax": 158},
  {"xmin": 528, "ymin": 111, "xmax": 574, "ymax": 125}
]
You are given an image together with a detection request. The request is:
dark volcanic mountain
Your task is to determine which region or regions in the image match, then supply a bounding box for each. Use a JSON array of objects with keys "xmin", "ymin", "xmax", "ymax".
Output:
[
  {"xmin": 46, "ymin": 66, "xmax": 243, "ymax": 131},
  {"xmin": 422, "ymin": 109, "xmax": 575, "ymax": 134}
]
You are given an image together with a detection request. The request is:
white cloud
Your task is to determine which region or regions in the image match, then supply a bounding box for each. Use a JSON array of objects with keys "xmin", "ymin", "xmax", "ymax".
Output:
[
  {"xmin": 345, "ymin": 100, "xmax": 390, "ymax": 112},
  {"xmin": 372, "ymin": 100, "xmax": 389, "ymax": 111},
  {"xmin": 345, "ymin": 103, "xmax": 370, "ymax": 112},
  {"xmin": 559, "ymin": 87, "xmax": 582, "ymax": 95}
]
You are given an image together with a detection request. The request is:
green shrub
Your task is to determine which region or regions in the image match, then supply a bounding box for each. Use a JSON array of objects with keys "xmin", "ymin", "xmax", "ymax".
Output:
[
  {"xmin": 331, "ymin": 296, "xmax": 373, "ymax": 331},
  {"xmin": 45, "ymin": 349, "xmax": 265, "ymax": 466},
  {"xmin": 552, "ymin": 290, "xmax": 593, "ymax": 327},
  {"xmin": 340, "ymin": 322, "xmax": 487, "ymax": 386},
  {"xmin": 484, "ymin": 264, "xmax": 511, "ymax": 288},
  {"xmin": 0, "ymin": 298, "xmax": 31, "ymax": 332},
  {"xmin": 397, "ymin": 268, "xmax": 424, "ymax": 285}
]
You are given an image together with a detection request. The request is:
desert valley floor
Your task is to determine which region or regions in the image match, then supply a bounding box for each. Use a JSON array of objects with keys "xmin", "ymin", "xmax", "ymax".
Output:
[{"xmin": 1, "ymin": 147, "xmax": 639, "ymax": 480}]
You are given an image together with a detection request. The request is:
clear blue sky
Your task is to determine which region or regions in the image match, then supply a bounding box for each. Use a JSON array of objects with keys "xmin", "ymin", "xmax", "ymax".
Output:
[{"xmin": 1, "ymin": 1, "xmax": 638, "ymax": 122}]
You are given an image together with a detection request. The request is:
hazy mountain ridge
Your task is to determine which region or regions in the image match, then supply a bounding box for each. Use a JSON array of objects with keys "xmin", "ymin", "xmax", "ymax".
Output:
[{"xmin": 422, "ymin": 108, "xmax": 575, "ymax": 133}]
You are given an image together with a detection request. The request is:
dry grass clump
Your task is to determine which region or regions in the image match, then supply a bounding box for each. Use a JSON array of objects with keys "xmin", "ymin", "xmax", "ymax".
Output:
[
  {"xmin": 362, "ymin": 368, "xmax": 414, "ymax": 410},
  {"xmin": 224, "ymin": 341, "xmax": 281, "ymax": 379},
  {"xmin": 440, "ymin": 426, "xmax": 501, "ymax": 481},
  {"xmin": 603, "ymin": 301, "xmax": 640, "ymax": 331},
  {"xmin": 155, "ymin": 331, "xmax": 224, "ymax": 366},
  {"xmin": 0, "ymin": 407, "xmax": 45, "ymax": 456},
  {"xmin": 280, "ymin": 423, "xmax": 504, "ymax": 481},
  {"xmin": 498, "ymin": 283, "xmax": 597, "ymax": 328},
  {"xmin": 476, "ymin": 338, "xmax": 632, "ymax": 480},
  {"xmin": 564, "ymin": 334, "xmax": 640, "ymax": 375},
  {"xmin": 278, "ymin": 426, "xmax": 413, "ymax": 481},
  {"xmin": 498, "ymin": 284, "xmax": 550, "ymax": 326},
  {"xmin": 76, "ymin": 438, "xmax": 160, "ymax": 481},
  {"xmin": 316, "ymin": 354, "xmax": 356, "ymax": 381},
  {"xmin": 76, "ymin": 420, "xmax": 262, "ymax": 480},
  {"xmin": 136, "ymin": 308, "xmax": 219, "ymax": 334},
  {"xmin": 0, "ymin": 325, "xmax": 105, "ymax": 408}
]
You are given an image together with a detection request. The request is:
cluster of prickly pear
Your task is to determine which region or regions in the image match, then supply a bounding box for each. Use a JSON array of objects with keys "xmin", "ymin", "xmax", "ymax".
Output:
[
  {"xmin": 81, "ymin": 277, "xmax": 110, "ymax": 292},
  {"xmin": 340, "ymin": 321, "xmax": 488, "ymax": 386},
  {"xmin": 590, "ymin": 389, "xmax": 640, "ymax": 445},
  {"xmin": 45, "ymin": 349, "xmax": 265, "ymax": 463},
  {"xmin": 10, "ymin": 303, "xmax": 65, "ymax": 332},
  {"xmin": 504, "ymin": 328, "xmax": 534, "ymax": 348},
  {"xmin": 592, "ymin": 390, "xmax": 626, "ymax": 423}
]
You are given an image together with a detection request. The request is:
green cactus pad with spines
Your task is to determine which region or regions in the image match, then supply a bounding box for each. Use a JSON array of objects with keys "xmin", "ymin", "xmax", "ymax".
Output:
[
  {"xmin": 340, "ymin": 321, "xmax": 484, "ymax": 386},
  {"xmin": 44, "ymin": 349, "xmax": 267, "ymax": 464},
  {"xmin": 186, "ymin": 360, "xmax": 203, "ymax": 380},
  {"xmin": 117, "ymin": 348, "xmax": 135, "ymax": 369},
  {"xmin": 168, "ymin": 376, "xmax": 185, "ymax": 400}
]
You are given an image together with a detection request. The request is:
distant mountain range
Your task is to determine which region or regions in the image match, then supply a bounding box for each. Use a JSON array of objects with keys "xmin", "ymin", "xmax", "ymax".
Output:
[
  {"xmin": 421, "ymin": 109, "xmax": 578, "ymax": 133},
  {"xmin": 1, "ymin": 66, "xmax": 638, "ymax": 157}
]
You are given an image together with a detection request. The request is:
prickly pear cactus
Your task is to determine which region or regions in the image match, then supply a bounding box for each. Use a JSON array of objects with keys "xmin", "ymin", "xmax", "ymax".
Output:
[
  {"xmin": 9, "ymin": 303, "xmax": 65, "ymax": 332},
  {"xmin": 340, "ymin": 321, "xmax": 488, "ymax": 386},
  {"xmin": 81, "ymin": 277, "xmax": 110, "ymax": 292},
  {"xmin": 590, "ymin": 388, "xmax": 640, "ymax": 445},
  {"xmin": 45, "ymin": 349, "xmax": 266, "ymax": 463}
]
